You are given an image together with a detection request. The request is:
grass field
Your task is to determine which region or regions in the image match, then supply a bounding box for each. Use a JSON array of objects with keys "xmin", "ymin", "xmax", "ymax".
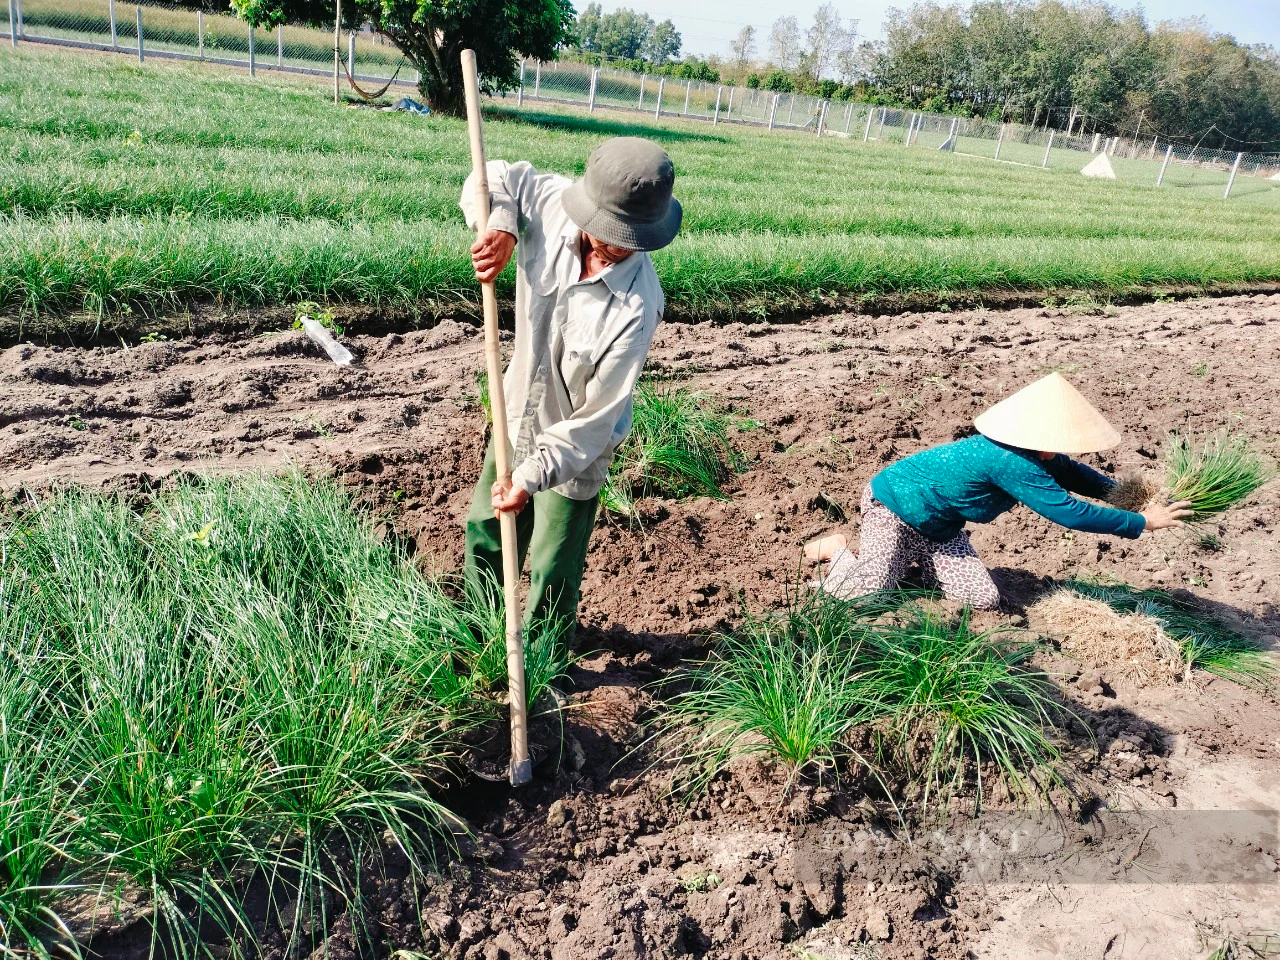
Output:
[{"xmin": 2, "ymin": 43, "xmax": 1280, "ymax": 334}]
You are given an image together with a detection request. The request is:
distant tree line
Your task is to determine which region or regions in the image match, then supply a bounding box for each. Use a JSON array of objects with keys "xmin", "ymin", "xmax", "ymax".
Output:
[
  {"xmin": 558, "ymin": 0, "xmax": 1280, "ymax": 149},
  {"xmin": 863, "ymin": 1, "xmax": 1280, "ymax": 147}
]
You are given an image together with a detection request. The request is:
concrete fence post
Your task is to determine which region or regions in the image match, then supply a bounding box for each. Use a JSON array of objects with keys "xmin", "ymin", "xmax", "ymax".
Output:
[
  {"xmin": 994, "ymin": 124, "xmax": 1005, "ymax": 161},
  {"xmin": 1149, "ymin": 136, "xmax": 1157, "ymax": 159},
  {"xmin": 347, "ymin": 32, "xmax": 354, "ymax": 74},
  {"xmin": 682, "ymin": 81, "xmax": 690, "ymax": 116},
  {"xmin": 1091, "ymin": 132, "xmax": 1100, "ymax": 153},
  {"xmin": 135, "ymin": 6, "xmax": 143, "ymax": 62},
  {"xmin": 1224, "ymin": 152, "xmax": 1242, "ymax": 199},
  {"xmin": 712, "ymin": 86, "xmax": 722, "ymax": 125},
  {"xmin": 108, "ymin": 0, "xmax": 117, "ymax": 49},
  {"xmin": 878, "ymin": 107, "xmax": 886, "ymax": 138},
  {"xmin": 517, "ymin": 60, "xmax": 525, "ymax": 106},
  {"xmin": 1156, "ymin": 144, "xmax": 1173, "ymax": 186},
  {"xmin": 587, "ymin": 68, "xmax": 597, "ymax": 111},
  {"xmin": 907, "ymin": 113, "xmax": 917, "ymax": 146},
  {"xmin": 1041, "ymin": 130, "xmax": 1055, "ymax": 167},
  {"xmin": 637, "ymin": 74, "xmax": 644, "ymax": 110},
  {"xmin": 815, "ymin": 100, "xmax": 827, "ymax": 136},
  {"xmin": 197, "ymin": 9, "xmax": 203, "ymax": 57},
  {"xmin": 9, "ymin": 0, "xmax": 18, "ymax": 46},
  {"xmin": 533, "ymin": 61, "xmax": 540, "ymax": 98},
  {"xmin": 12, "ymin": 0, "xmax": 19, "ymax": 38},
  {"xmin": 276, "ymin": 24, "xmax": 282, "ymax": 67},
  {"xmin": 844, "ymin": 102, "xmax": 853, "ymax": 134},
  {"xmin": 863, "ymin": 107, "xmax": 873, "ymax": 141},
  {"xmin": 767, "ymin": 93, "xmax": 778, "ymax": 130},
  {"xmin": 654, "ymin": 77, "xmax": 663, "ymax": 118},
  {"xmin": 248, "ymin": 23, "xmax": 255, "ymax": 76},
  {"xmin": 946, "ymin": 116, "xmax": 958, "ymax": 151},
  {"xmin": 726, "ymin": 86, "xmax": 734, "ymax": 116},
  {"xmin": 787, "ymin": 95, "xmax": 795, "ymax": 125}
]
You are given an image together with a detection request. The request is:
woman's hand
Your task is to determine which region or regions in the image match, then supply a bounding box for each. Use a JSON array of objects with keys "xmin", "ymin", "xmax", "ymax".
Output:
[
  {"xmin": 471, "ymin": 229, "xmax": 516, "ymax": 283},
  {"xmin": 1141, "ymin": 500, "xmax": 1193, "ymax": 531},
  {"xmin": 491, "ymin": 476, "xmax": 530, "ymax": 516}
]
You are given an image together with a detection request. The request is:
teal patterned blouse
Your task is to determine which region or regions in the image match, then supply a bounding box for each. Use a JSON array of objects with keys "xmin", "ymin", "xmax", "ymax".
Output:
[{"xmin": 869, "ymin": 434, "xmax": 1146, "ymax": 543}]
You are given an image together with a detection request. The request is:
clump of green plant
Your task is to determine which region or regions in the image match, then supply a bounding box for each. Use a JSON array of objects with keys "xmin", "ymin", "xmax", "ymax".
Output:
[
  {"xmin": 601, "ymin": 380, "xmax": 748, "ymax": 517},
  {"xmin": 0, "ymin": 471, "xmax": 570, "ymax": 957},
  {"xmin": 656, "ymin": 592, "xmax": 888, "ymax": 794},
  {"xmin": 857, "ymin": 607, "xmax": 1067, "ymax": 809},
  {"xmin": 1064, "ymin": 580, "xmax": 1274, "ymax": 689},
  {"xmin": 1166, "ymin": 428, "xmax": 1272, "ymax": 521},
  {"xmin": 293, "ymin": 299, "xmax": 341, "ymax": 335},
  {"xmin": 475, "ymin": 368, "xmax": 492, "ymax": 420},
  {"xmin": 656, "ymin": 591, "xmax": 1068, "ymax": 811}
]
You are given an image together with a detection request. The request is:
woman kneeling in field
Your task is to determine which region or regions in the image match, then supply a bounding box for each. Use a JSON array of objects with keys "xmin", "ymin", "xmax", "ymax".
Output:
[{"xmin": 806, "ymin": 373, "xmax": 1191, "ymax": 610}]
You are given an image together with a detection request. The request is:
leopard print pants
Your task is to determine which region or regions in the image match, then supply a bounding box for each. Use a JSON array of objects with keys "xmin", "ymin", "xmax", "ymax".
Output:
[{"xmin": 820, "ymin": 484, "xmax": 1000, "ymax": 610}]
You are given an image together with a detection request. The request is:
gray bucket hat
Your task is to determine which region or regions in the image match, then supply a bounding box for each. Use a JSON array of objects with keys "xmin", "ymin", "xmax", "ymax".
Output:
[{"xmin": 561, "ymin": 137, "xmax": 682, "ymax": 252}]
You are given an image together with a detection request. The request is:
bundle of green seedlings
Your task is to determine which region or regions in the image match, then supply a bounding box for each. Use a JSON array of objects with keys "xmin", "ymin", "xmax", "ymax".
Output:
[
  {"xmin": 1165, "ymin": 427, "xmax": 1272, "ymax": 522},
  {"xmin": 599, "ymin": 379, "xmax": 750, "ymax": 518},
  {"xmin": 1061, "ymin": 580, "xmax": 1275, "ymax": 689},
  {"xmin": 0, "ymin": 471, "xmax": 568, "ymax": 959},
  {"xmin": 472, "ymin": 371, "xmax": 749, "ymax": 519},
  {"xmin": 657, "ymin": 590, "xmax": 1067, "ymax": 811}
]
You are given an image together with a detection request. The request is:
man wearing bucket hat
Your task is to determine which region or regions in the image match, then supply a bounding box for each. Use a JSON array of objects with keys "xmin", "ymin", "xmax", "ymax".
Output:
[
  {"xmin": 806, "ymin": 373, "xmax": 1192, "ymax": 610},
  {"xmin": 459, "ymin": 137, "xmax": 682, "ymax": 632}
]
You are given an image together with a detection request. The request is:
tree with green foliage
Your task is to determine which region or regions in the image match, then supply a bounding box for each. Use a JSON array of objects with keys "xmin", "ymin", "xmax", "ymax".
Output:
[
  {"xmin": 573, "ymin": 2, "xmax": 681, "ymax": 64},
  {"xmin": 227, "ymin": 0, "xmax": 573, "ymax": 116}
]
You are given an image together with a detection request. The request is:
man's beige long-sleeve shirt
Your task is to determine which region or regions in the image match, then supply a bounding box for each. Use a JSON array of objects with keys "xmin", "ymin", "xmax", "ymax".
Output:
[{"xmin": 460, "ymin": 160, "xmax": 664, "ymax": 501}]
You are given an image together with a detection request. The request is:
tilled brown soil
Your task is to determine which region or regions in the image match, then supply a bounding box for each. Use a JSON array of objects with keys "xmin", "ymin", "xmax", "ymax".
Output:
[{"xmin": 4, "ymin": 294, "xmax": 1280, "ymax": 959}]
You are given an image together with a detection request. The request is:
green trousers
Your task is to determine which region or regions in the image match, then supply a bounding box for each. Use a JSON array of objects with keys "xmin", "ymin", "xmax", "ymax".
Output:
[{"xmin": 463, "ymin": 443, "xmax": 599, "ymax": 633}]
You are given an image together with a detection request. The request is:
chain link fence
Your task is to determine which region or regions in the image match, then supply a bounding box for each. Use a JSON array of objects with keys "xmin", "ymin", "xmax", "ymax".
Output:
[
  {"xmin": 511, "ymin": 58, "xmax": 1280, "ymax": 199},
  {"xmin": 5, "ymin": 0, "xmax": 407, "ymax": 85},
  {"xmin": 5, "ymin": 0, "xmax": 1279, "ymax": 199}
]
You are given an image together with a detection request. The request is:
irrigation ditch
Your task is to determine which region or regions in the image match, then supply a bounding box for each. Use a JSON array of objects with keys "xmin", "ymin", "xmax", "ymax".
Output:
[{"xmin": 2, "ymin": 294, "xmax": 1279, "ymax": 958}]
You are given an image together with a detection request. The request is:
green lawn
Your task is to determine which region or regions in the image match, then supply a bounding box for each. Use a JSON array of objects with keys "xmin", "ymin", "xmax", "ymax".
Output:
[{"xmin": 2, "ymin": 43, "xmax": 1279, "ymax": 334}]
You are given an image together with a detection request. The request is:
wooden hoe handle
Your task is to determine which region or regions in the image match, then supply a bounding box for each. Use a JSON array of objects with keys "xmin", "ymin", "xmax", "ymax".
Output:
[{"xmin": 460, "ymin": 49, "xmax": 532, "ymax": 787}]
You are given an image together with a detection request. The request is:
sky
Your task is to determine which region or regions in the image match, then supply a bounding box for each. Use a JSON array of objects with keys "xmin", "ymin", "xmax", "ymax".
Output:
[{"xmin": 593, "ymin": 0, "xmax": 1280, "ymax": 59}]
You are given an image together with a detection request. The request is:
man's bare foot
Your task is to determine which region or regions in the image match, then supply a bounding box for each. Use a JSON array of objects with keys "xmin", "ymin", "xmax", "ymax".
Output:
[{"xmin": 803, "ymin": 533, "xmax": 847, "ymax": 563}]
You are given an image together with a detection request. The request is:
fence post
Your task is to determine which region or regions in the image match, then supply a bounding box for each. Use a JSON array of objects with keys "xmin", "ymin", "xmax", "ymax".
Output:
[
  {"xmin": 108, "ymin": 0, "xmax": 117, "ymax": 49},
  {"xmin": 533, "ymin": 61, "xmax": 540, "ymax": 98},
  {"xmin": 945, "ymin": 116, "xmax": 957, "ymax": 151},
  {"xmin": 654, "ymin": 77, "xmax": 663, "ymax": 118},
  {"xmin": 994, "ymin": 124, "xmax": 1004, "ymax": 161},
  {"xmin": 135, "ymin": 6, "xmax": 143, "ymax": 62},
  {"xmin": 863, "ymin": 107, "xmax": 873, "ymax": 141},
  {"xmin": 878, "ymin": 107, "xmax": 886, "ymax": 138},
  {"xmin": 1149, "ymin": 136, "xmax": 1157, "ymax": 159},
  {"xmin": 517, "ymin": 60, "xmax": 524, "ymax": 107},
  {"xmin": 907, "ymin": 113, "xmax": 917, "ymax": 146},
  {"xmin": 844, "ymin": 102, "xmax": 853, "ymax": 134},
  {"xmin": 1091, "ymin": 132, "xmax": 1100, "ymax": 153},
  {"xmin": 12, "ymin": 0, "xmax": 18, "ymax": 38},
  {"xmin": 815, "ymin": 100, "xmax": 827, "ymax": 136},
  {"xmin": 1156, "ymin": 144, "xmax": 1172, "ymax": 186},
  {"xmin": 637, "ymin": 74, "xmax": 644, "ymax": 110},
  {"xmin": 248, "ymin": 23, "xmax": 255, "ymax": 76},
  {"xmin": 726, "ymin": 86, "xmax": 734, "ymax": 116},
  {"xmin": 276, "ymin": 24, "xmax": 282, "ymax": 68},
  {"xmin": 347, "ymin": 31, "xmax": 354, "ymax": 74},
  {"xmin": 767, "ymin": 93, "xmax": 778, "ymax": 130},
  {"xmin": 1224, "ymin": 152, "xmax": 1242, "ymax": 199},
  {"xmin": 197, "ymin": 9, "xmax": 203, "ymax": 57},
  {"xmin": 682, "ymin": 81, "xmax": 690, "ymax": 116},
  {"xmin": 587, "ymin": 68, "xmax": 597, "ymax": 112},
  {"xmin": 8, "ymin": 0, "xmax": 17, "ymax": 47},
  {"xmin": 712, "ymin": 86, "xmax": 722, "ymax": 125},
  {"xmin": 1041, "ymin": 130, "xmax": 1055, "ymax": 167},
  {"xmin": 786, "ymin": 95, "xmax": 795, "ymax": 125}
]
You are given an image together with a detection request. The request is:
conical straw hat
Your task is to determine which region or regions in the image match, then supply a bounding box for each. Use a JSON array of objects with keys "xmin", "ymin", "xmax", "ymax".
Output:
[{"xmin": 974, "ymin": 372, "xmax": 1121, "ymax": 455}]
